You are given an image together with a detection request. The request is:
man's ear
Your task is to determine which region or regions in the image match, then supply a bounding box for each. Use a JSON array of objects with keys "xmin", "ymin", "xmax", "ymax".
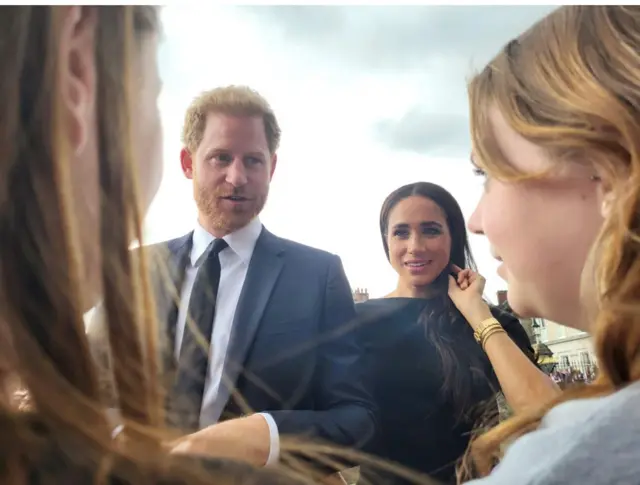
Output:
[
  {"xmin": 269, "ymin": 153, "xmax": 278, "ymax": 179},
  {"xmin": 180, "ymin": 148, "xmax": 194, "ymax": 179},
  {"xmin": 59, "ymin": 6, "xmax": 97, "ymax": 156}
]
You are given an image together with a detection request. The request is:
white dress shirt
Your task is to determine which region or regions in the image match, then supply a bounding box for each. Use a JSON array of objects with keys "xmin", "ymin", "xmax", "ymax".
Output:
[{"xmin": 173, "ymin": 217, "xmax": 280, "ymax": 465}]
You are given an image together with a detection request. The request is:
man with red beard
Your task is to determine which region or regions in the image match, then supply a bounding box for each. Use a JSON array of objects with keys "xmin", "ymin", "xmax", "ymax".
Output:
[{"xmin": 156, "ymin": 86, "xmax": 376, "ymax": 472}]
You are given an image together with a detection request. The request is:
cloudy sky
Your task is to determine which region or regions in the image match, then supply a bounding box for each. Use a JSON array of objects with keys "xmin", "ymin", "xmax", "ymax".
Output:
[{"xmin": 146, "ymin": 5, "xmax": 556, "ymax": 302}]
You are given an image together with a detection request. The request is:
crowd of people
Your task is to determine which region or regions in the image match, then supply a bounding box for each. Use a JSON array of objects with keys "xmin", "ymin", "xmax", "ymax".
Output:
[
  {"xmin": 550, "ymin": 367, "xmax": 598, "ymax": 388},
  {"xmin": 1, "ymin": 5, "xmax": 640, "ymax": 485}
]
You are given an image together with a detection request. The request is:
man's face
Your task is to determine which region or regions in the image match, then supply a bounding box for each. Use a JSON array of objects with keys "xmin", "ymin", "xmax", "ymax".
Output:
[{"xmin": 182, "ymin": 113, "xmax": 277, "ymax": 236}]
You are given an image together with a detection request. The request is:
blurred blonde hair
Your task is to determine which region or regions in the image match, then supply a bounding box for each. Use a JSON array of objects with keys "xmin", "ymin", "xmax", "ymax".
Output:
[
  {"xmin": 181, "ymin": 85, "xmax": 281, "ymax": 155},
  {"xmin": 467, "ymin": 5, "xmax": 640, "ymax": 476}
]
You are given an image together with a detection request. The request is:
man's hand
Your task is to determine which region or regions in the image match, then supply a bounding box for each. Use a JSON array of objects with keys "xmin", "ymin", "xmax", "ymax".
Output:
[{"xmin": 170, "ymin": 414, "xmax": 271, "ymax": 466}]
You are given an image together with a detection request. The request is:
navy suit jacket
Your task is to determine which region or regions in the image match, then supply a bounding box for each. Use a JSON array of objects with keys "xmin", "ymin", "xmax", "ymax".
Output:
[{"xmin": 149, "ymin": 226, "xmax": 377, "ymax": 452}]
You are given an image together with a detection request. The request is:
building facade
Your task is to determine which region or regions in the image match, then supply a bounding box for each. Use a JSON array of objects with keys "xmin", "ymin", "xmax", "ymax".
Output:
[
  {"xmin": 534, "ymin": 319, "xmax": 596, "ymax": 371},
  {"xmin": 352, "ymin": 288, "xmax": 369, "ymax": 303}
]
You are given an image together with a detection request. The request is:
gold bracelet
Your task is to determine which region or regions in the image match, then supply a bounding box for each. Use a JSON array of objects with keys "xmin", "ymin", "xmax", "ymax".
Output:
[
  {"xmin": 479, "ymin": 325, "xmax": 503, "ymax": 349},
  {"xmin": 479, "ymin": 322, "xmax": 502, "ymax": 341},
  {"xmin": 479, "ymin": 324, "xmax": 503, "ymax": 343},
  {"xmin": 473, "ymin": 317, "xmax": 501, "ymax": 343},
  {"xmin": 481, "ymin": 327, "xmax": 506, "ymax": 351}
]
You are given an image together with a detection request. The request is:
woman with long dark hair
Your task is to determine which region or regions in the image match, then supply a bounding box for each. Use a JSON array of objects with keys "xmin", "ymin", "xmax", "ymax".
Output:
[{"xmin": 357, "ymin": 182, "xmax": 557, "ymax": 484}]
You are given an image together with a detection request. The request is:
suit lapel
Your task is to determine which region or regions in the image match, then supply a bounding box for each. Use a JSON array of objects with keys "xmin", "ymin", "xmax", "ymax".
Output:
[
  {"xmin": 155, "ymin": 233, "xmax": 192, "ymax": 368},
  {"xmin": 210, "ymin": 228, "xmax": 285, "ymax": 419},
  {"xmin": 156, "ymin": 233, "xmax": 193, "ymax": 426}
]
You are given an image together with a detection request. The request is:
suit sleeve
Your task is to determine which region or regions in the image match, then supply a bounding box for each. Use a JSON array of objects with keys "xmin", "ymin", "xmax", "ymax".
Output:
[{"xmin": 268, "ymin": 255, "xmax": 378, "ymax": 456}]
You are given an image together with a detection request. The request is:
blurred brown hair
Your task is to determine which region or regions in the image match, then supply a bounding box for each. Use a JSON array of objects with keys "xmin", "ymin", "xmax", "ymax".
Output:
[
  {"xmin": 467, "ymin": 5, "xmax": 640, "ymax": 476},
  {"xmin": 0, "ymin": 6, "xmax": 257, "ymax": 484}
]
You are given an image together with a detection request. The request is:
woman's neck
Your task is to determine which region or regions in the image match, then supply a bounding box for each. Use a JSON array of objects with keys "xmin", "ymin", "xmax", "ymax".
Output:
[{"xmin": 387, "ymin": 282, "xmax": 436, "ymax": 299}]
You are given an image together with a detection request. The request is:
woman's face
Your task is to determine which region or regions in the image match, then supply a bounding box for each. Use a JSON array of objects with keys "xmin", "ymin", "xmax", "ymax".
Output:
[
  {"xmin": 468, "ymin": 106, "xmax": 604, "ymax": 330},
  {"xmin": 387, "ymin": 195, "xmax": 452, "ymax": 291}
]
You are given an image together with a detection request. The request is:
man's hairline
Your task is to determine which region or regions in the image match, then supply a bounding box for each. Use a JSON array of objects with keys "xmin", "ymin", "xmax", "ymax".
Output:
[{"xmin": 187, "ymin": 110, "xmax": 276, "ymax": 158}]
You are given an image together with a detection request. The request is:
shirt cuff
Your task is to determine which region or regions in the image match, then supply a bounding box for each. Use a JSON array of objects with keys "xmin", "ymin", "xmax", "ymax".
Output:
[{"xmin": 257, "ymin": 412, "xmax": 280, "ymax": 466}]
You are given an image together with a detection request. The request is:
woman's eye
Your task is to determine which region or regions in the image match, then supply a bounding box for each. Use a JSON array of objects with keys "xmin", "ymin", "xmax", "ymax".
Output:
[
  {"xmin": 472, "ymin": 166, "xmax": 490, "ymax": 189},
  {"xmin": 472, "ymin": 167, "xmax": 486, "ymax": 177}
]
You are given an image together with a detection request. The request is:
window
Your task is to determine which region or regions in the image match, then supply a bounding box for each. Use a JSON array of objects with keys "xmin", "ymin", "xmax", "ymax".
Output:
[
  {"xmin": 538, "ymin": 318, "xmax": 548, "ymax": 342},
  {"xmin": 531, "ymin": 318, "xmax": 548, "ymax": 343}
]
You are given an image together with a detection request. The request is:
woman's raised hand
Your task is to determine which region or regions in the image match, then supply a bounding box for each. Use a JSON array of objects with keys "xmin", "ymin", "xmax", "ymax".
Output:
[{"xmin": 447, "ymin": 264, "xmax": 492, "ymax": 329}]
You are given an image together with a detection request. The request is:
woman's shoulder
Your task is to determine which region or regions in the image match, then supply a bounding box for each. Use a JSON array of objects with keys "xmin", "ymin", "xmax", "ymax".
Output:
[
  {"xmin": 469, "ymin": 381, "xmax": 640, "ymax": 485},
  {"xmin": 356, "ymin": 297, "xmax": 430, "ymax": 314},
  {"xmin": 355, "ymin": 297, "xmax": 429, "ymax": 327},
  {"xmin": 489, "ymin": 304, "xmax": 520, "ymax": 329},
  {"xmin": 355, "ymin": 298, "xmax": 439, "ymax": 348},
  {"xmin": 356, "ymin": 297, "xmax": 402, "ymax": 313},
  {"xmin": 355, "ymin": 298, "xmax": 403, "ymax": 333}
]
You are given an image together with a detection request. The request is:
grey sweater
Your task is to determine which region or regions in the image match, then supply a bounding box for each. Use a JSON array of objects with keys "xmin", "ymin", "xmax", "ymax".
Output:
[{"xmin": 469, "ymin": 380, "xmax": 640, "ymax": 485}]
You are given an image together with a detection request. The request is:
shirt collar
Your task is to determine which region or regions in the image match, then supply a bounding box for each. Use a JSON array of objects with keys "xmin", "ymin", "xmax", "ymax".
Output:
[{"xmin": 190, "ymin": 217, "xmax": 263, "ymax": 267}]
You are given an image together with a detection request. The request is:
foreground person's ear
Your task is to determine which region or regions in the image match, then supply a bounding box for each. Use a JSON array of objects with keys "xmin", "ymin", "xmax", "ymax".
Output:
[{"xmin": 58, "ymin": 6, "xmax": 97, "ymax": 155}]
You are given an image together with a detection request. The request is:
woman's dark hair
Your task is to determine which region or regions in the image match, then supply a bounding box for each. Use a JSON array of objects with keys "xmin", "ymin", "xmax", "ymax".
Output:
[{"xmin": 380, "ymin": 182, "xmax": 494, "ymax": 420}]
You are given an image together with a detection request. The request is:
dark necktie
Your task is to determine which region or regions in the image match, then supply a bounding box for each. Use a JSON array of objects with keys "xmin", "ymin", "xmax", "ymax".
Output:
[{"xmin": 171, "ymin": 238, "xmax": 228, "ymax": 430}]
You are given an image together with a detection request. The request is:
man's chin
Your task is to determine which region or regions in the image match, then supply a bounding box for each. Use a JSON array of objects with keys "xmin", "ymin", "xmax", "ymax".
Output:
[
  {"xmin": 203, "ymin": 199, "xmax": 265, "ymax": 234},
  {"xmin": 218, "ymin": 214, "xmax": 256, "ymax": 233}
]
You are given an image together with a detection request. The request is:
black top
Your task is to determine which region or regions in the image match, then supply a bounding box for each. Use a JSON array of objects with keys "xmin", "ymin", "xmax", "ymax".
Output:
[{"xmin": 357, "ymin": 297, "xmax": 535, "ymax": 485}]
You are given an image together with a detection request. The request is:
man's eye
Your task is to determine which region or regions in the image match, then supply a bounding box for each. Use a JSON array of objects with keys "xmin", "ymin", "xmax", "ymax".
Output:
[{"xmin": 214, "ymin": 153, "xmax": 232, "ymax": 163}]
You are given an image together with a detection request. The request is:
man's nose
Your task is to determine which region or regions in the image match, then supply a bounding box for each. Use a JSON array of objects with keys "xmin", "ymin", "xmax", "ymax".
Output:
[{"xmin": 225, "ymin": 158, "xmax": 248, "ymax": 187}]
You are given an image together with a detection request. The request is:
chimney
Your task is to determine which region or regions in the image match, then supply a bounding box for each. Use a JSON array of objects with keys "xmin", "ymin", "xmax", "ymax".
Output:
[{"xmin": 353, "ymin": 288, "xmax": 370, "ymax": 303}]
